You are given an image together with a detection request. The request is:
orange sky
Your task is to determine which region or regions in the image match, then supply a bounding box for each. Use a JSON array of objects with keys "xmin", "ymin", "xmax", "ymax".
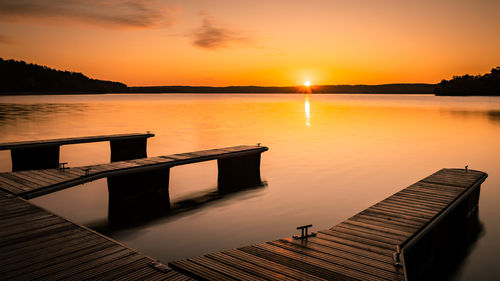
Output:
[{"xmin": 1, "ymin": 0, "xmax": 500, "ymax": 86}]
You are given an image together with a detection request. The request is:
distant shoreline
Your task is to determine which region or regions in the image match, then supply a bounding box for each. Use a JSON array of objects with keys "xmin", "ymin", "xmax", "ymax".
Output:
[
  {"xmin": 0, "ymin": 91, "xmax": 437, "ymax": 96},
  {"xmin": 1, "ymin": 57, "xmax": 499, "ymax": 96},
  {"xmin": 0, "ymin": 84, "xmax": 438, "ymax": 96}
]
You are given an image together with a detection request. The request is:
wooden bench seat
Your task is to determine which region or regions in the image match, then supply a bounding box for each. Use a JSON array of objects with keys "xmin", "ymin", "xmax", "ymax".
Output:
[{"xmin": 0, "ymin": 133, "xmax": 155, "ymax": 171}]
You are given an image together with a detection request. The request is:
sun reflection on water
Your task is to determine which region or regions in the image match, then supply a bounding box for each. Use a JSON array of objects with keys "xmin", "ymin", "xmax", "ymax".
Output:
[{"xmin": 305, "ymin": 95, "xmax": 311, "ymax": 126}]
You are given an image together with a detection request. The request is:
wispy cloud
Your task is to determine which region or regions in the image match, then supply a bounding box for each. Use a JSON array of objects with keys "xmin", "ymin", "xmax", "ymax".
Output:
[
  {"xmin": 0, "ymin": 35, "xmax": 15, "ymax": 44},
  {"xmin": 190, "ymin": 14, "xmax": 253, "ymax": 50},
  {"xmin": 0, "ymin": 0, "xmax": 176, "ymax": 29}
]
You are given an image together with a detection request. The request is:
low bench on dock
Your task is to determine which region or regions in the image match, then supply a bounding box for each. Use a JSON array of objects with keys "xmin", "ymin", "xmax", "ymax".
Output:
[
  {"xmin": 167, "ymin": 168, "xmax": 487, "ymax": 281},
  {"xmin": 0, "ymin": 133, "xmax": 155, "ymax": 171}
]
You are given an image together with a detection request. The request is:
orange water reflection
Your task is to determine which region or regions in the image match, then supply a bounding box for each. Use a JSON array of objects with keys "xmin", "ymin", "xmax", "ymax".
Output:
[{"xmin": 0, "ymin": 94, "xmax": 499, "ymax": 279}]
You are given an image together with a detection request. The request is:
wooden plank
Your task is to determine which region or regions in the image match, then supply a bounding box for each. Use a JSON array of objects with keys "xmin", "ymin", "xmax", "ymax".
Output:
[
  {"xmin": 371, "ymin": 202, "xmax": 437, "ymax": 218},
  {"xmin": 223, "ymin": 248, "xmax": 328, "ymax": 281},
  {"xmin": 374, "ymin": 201, "xmax": 440, "ymax": 216},
  {"xmin": 28, "ymin": 170, "xmax": 71, "ymax": 182},
  {"xmin": 405, "ymin": 184, "xmax": 462, "ymax": 197},
  {"xmin": 361, "ymin": 209, "xmax": 429, "ymax": 225},
  {"xmin": 348, "ymin": 216, "xmax": 418, "ymax": 235},
  {"xmin": 0, "ymin": 229, "xmax": 91, "ymax": 260},
  {"xmin": 368, "ymin": 205, "xmax": 434, "ymax": 221},
  {"xmin": 281, "ymin": 238, "xmax": 400, "ymax": 273},
  {"xmin": 87, "ymin": 257, "xmax": 152, "ymax": 281},
  {"xmin": 268, "ymin": 240, "xmax": 403, "ymax": 281},
  {"xmin": 190, "ymin": 255, "xmax": 267, "ymax": 281},
  {"xmin": 392, "ymin": 192, "xmax": 451, "ymax": 205},
  {"xmin": 352, "ymin": 214, "xmax": 422, "ymax": 231},
  {"xmin": 0, "ymin": 178, "xmax": 26, "ymax": 194},
  {"xmin": 2, "ymin": 241, "xmax": 118, "ymax": 280},
  {"xmin": 0, "ymin": 173, "xmax": 40, "ymax": 190},
  {"xmin": 0, "ymin": 216, "xmax": 67, "ymax": 238},
  {"xmin": 12, "ymin": 246, "xmax": 130, "ymax": 281},
  {"xmin": 207, "ymin": 252, "xmax": 297, "ymax": 281},
  {"xmin": 15, "ymin": 171, "xmax": 56, "ymax": 185},
  {"xmin": 399, "ymin": 189, "xmax": 456, "ymax": 201},
  {"xmin": 317, "ymin": 231, "xmax": 396, "ymax": 255},
  {"xmin": 335, "ymin": 222, "xmax": 407, "ymax": 242},
  {"xmin": 421, "ymin": 173, "xmax": 477, "ymax": 188},
  {"xmin": 239, "ymin": 245, "xmax": 357, "ymax": 281},
  {"xmin": 0, "ymin": 237, "xmax": 113, "ymax": 276},
  {"xmin": 331, "ymin": 225, "xmax": 405, "ymax": 245},
  {"xmin": 254, "ymin": 243, "xmax": 380, "ymax": 281},
  {"xmin": 0, "ymin": 212, "xmax": 54, "ymax": 229},
  {"xmin": 52, "ymin": 252, "xmax": 144, "ymax": 281},
  {"xmin": 382, "ymin": 197, "xmax": 443, "ymax": 211},
  {"xmin": 303, "ymin": 236, "xmax": 395, "ymax": 264},
  {"xmin": 404, "ymin": 185, "xmax": 460, "ymax": 198},
  {"xmin": 113, "ymin": 266, "xmax": 167, "ymax": 281},
  {"xmin": 170, "ymin": 259, "xmax": 235, "ymax": 281}
]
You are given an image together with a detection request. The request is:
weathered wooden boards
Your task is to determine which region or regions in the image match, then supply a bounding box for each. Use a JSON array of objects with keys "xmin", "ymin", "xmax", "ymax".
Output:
[
  {"xmin": 0, "ymin": 133, "xmax": 155, "ymax": 171},
  {"xmin": 0, "ymin": 133, "xmax": 155, "ymax": 150},
  {"xmin": 0, "ymin": 189, "xmax": 192, "ymax": 281},
  {"xmin": 0, "ymin": 145, "xmax": 268, "ymax": 199},
  {"xmin": 169, "ymin": 168, "xmax": 487, "ymax": 281}
]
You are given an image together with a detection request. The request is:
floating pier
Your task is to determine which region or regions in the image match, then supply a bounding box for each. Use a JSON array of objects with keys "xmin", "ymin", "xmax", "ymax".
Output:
[
  {"xmin": 0, "ymin": 136, "xmax": 488, "ymax": 280},
  {"xmin": 168, "ymin": 168, "xmax": 487, "ymax": 281}
]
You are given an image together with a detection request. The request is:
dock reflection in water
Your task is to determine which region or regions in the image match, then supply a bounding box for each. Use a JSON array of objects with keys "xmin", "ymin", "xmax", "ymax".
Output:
[
  {"xmin": 428, "ymin": 210, "xmax": 484, "ymax": 281},
  {"xmin": 95, "ymin": 180, "xmax": 267, "ymax": 235}
]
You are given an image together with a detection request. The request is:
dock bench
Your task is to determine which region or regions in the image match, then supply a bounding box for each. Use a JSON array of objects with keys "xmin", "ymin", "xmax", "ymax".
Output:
[{"xmin": 0, "ymin": 133, "xmax": 155, "ymax": 171}]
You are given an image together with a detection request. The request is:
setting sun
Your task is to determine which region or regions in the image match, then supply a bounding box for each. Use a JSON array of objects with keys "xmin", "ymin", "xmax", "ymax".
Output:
[{"xmin": 304, "ymin": 81, "xmax": 311, "ymax": 87}]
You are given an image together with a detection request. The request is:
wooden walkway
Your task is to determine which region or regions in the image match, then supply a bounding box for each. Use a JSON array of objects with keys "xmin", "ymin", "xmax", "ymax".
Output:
[
  {"xmin": 0, "ymin": 164, "xmax": 487, "ymax": 280},
  {"xmin": 0, "ymin": 189, "xmax": 192, "ymax": 281},
  {"xmin": 168, "ymin": 168, "xmax": 487, "ymax": 281},
  {"xmin": 0, "ymin": 145, "xmax": 268, "ymax": 199}
]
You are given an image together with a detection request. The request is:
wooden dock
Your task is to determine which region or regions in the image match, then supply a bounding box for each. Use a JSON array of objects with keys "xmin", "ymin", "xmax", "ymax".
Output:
[
  {"xmin": 0, "ymin": 142, "xmax": 488, "ymax": 281},
  {"xmin": 0, "ymin": 188, "xmax": 192, "ymax": 281},
  {"xmin": 168, "ymin": 168, "xmax": 487, "ymax": 281},
  {"xmin": 0, "ymin": 145, "xmax": 268, "ymax": 199}
]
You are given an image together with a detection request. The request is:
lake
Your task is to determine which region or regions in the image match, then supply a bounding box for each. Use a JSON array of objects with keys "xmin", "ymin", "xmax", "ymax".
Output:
[{"xmin": 0, "ymin": 93, "xmax": 499, "ymax": 280}]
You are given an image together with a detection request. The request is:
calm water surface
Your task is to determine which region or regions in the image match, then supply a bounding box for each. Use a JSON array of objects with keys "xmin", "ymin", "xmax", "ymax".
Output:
[{"xmin": 0, "ymin": 94, "xmax": 499, "ymax": 280}]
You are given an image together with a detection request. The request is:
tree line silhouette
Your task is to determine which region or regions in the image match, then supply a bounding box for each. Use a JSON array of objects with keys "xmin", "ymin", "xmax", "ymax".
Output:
[
  {"xmin": 1, "ymin": 57, "xmax": 498, "ymax": 95},
  {"xmin": 0, "ymin": 58, "xmax": 127, "ymax": 94},
  {"xmin": 434, "ymin": 67, "xmax": 500, "ymax": 96}
]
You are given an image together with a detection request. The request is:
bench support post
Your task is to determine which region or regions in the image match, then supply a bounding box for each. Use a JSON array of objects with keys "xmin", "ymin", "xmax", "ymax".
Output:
[
  {"xmin": 217, "ymin": 153, "xmax": 262, "ymax": 192},
  {"xmin": 107, "ymin": 168, "xmax": 170, "ymax": 225},
  {"xmin": 110, "ymin": 138, "xmax": 148, "ymax": 162},
  {"xmin": 11, "ymin": 145, "xmax": 60, "ymax": 171}
]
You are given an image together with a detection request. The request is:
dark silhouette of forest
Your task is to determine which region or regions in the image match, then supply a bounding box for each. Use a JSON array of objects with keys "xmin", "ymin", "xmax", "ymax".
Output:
[
  {"xmin": 0, "ymin": 58, "xmax": 127, "ymax": 94},
  {"xmin": 434, "ymin": 67, "xmax": 500, "ymax": 96},
  {"xmin": 1, "ymin": 57, "xmax": 498, "ymax": 96}
]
